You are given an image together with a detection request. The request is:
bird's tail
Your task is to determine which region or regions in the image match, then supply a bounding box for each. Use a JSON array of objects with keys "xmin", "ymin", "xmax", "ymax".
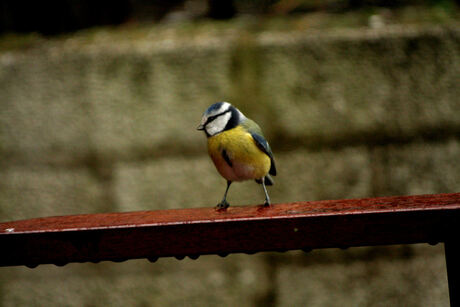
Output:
[{"xmin": 255, "ymin": 175, "xmax": 274, "ymax": 186}]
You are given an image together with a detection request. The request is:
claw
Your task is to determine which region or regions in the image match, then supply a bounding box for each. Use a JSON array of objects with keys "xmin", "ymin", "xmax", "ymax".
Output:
[{"xmin": 216, "ymin": 200, "xmax": 230, "ymax": 210}]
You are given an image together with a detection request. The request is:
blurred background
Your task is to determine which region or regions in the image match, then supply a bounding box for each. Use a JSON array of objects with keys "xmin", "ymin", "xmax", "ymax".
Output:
[{"xmin": 0, "ymin": 0, "xmax": 459, "ymax": 306}]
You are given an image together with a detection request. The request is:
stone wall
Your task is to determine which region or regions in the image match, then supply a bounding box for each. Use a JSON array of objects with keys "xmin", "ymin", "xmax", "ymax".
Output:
[{"xmin": 0, "ymin": 24, "xmax": 459, "ymax": 306}]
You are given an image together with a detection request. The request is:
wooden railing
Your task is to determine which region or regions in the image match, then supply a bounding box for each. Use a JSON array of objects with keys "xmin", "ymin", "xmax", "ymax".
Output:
[{"xmin": 1, "ymin": 193, "xmax": 459, "ymax": 306}]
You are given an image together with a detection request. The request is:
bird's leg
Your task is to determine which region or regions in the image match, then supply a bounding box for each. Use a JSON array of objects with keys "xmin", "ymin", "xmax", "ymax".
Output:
[
  {"xmin": 217, "ymin": 181, "xmax": 232, "ymax": 209},
  {"xmin": 261, "ymin": 177, "xmax": 271, "ymax": 206}
]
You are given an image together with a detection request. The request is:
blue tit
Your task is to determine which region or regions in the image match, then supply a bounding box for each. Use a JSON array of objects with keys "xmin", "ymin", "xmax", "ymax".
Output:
[{"xmin": 197, "ymin": 102, "xmax": 276, "ymax": 209}]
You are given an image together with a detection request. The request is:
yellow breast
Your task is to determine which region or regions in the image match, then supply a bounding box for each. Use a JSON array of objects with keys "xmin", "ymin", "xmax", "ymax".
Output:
[{"xmin": 207, "ymin": 126, "xmax": 271, "ymax": 181}]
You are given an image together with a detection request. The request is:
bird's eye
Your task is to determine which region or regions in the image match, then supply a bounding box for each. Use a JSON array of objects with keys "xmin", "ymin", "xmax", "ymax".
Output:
[
  {"xmin": 208, "ymin": 115, "xmax": 217, "ymax": 122},
  {"xmin": 206, "ymin": 109, "xmax": 230, "ymax": 125}
]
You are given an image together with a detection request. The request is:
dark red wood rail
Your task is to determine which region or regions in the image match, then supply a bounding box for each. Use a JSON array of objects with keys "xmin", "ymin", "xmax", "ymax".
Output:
[
  {"xmin": 0, "ymin": 193, "xmax": 458, "ymax": 267},
  {"xmin": 1, "ymin": 193, "xmax": 459, "ymax": 305}
]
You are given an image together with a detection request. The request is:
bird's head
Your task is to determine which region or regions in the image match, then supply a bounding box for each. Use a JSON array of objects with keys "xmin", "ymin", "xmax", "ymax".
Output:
[{"xmin": 197, "ymin": 102, "xmax": 245, "ymax": 136}]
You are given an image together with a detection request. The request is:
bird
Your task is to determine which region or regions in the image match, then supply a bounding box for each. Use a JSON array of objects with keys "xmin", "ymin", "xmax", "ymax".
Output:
[{"xmin": 197, "ymin": 102, "xmax": 276, "ymax": 209}]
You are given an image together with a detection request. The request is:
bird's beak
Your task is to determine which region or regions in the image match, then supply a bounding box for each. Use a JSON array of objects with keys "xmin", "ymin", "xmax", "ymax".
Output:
[{"xmin": 197, "ymin": 124, "xmax": 204, "ymax": 131}]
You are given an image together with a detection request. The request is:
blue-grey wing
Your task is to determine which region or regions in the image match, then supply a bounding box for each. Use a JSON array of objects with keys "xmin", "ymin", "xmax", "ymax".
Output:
[{"xmin": 250, "ymin": 132, "xmax": 277, "ymax": 176}]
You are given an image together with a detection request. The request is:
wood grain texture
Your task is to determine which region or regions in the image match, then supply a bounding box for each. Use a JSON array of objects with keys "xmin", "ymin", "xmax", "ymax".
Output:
[{"xmin": 0, "ymin": 193, "xmax": 459, "ymax": 268}]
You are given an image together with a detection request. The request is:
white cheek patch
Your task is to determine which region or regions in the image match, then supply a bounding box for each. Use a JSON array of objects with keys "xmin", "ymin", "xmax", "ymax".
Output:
[{"xmin": 206, "ymin": 112, "xmax": 231, "ymax": 136}]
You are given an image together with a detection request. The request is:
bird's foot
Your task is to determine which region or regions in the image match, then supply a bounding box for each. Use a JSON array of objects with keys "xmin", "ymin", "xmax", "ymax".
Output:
[
  {"xmin": 263, "ymin": 199, "xmax": 271, "ymax": 207},
  {"xmin": 216, "ymin": 200, "xmax": 230, "ymax": 210}
]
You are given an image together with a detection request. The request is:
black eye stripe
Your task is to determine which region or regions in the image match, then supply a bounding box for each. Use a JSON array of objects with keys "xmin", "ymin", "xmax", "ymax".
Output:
[{"xmin": 204, "ymin": 109, "xmax": 231, "ymax": 127}]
